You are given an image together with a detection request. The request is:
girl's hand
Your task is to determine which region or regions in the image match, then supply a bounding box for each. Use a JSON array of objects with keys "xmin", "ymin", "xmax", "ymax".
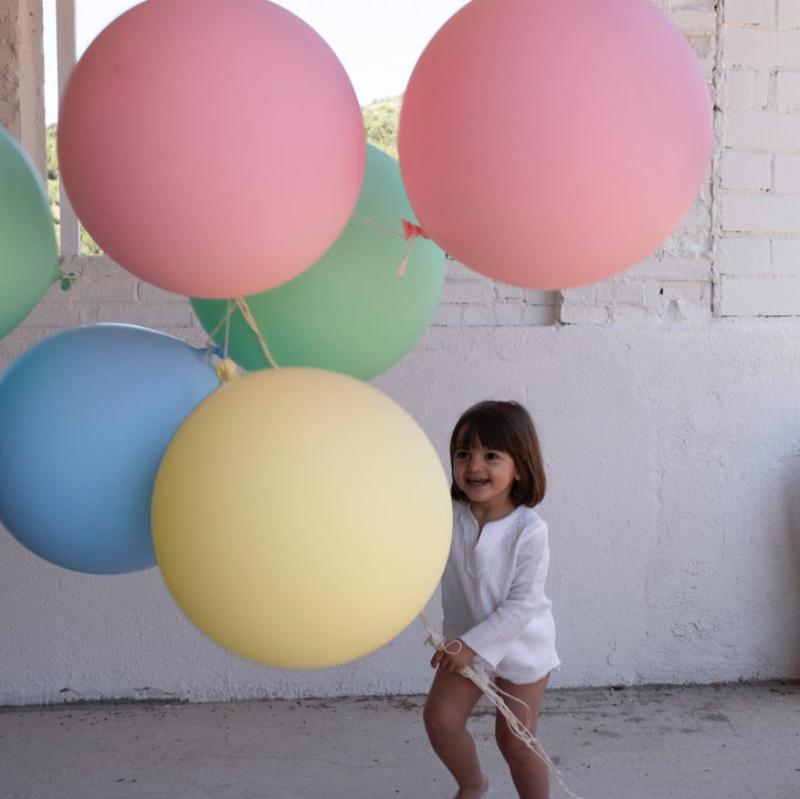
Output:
[{"xmin": 430, "ymin": 639, "xmax": 475, "ymax": 673}]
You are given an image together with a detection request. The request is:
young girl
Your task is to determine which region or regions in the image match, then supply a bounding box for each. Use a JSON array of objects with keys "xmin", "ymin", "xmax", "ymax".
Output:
[{"xmin": 424, "ymin": 400, "xmax": 560, "ymax": 799}]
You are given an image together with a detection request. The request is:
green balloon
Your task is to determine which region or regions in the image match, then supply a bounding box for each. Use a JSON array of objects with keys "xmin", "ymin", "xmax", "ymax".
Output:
[
  {"xmin": 191, "ymin": 146, "xmax": 445, "ymax": 380},
  {"xmin": 0, "ymin": 127, "xmax": 59, "ymax": 339}
]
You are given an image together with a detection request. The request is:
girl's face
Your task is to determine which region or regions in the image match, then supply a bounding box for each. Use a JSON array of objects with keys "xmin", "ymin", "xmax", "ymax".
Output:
[{"xmin": 453, "ymin": 438, "xmax": 520, "ymax": 515}]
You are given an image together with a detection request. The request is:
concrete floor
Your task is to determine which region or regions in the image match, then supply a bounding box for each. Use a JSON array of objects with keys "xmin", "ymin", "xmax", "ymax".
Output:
[{"xmin": 0, "ymin": 681, "xmax": 798, "ymax": 799}]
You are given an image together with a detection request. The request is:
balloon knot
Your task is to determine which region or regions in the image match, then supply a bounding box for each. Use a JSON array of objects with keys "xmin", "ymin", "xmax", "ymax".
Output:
[
  {"xmin": 402, "ymin": 219, "xmax": 427, "ymax": 241},
  {"xmin": 215, "ymin": 358, "xmax": 239, "ymax": 383},
  {"xmin": 397, "ymin": 220, "xmax": 429, "ymax": 277},
  {"xmin": 59, "ymin": 272, "xmax": 78, "ymax": 291}
]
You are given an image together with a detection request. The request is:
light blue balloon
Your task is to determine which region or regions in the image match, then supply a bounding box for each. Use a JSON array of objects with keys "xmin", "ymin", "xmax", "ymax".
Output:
[{"xmin": 0, "ymin": 324, "xmax": 220, "ymax": 574}]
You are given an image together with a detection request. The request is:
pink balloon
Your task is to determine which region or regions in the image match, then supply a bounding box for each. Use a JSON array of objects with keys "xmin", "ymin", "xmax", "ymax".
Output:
[
  {"xmin": 58, "ymin": 0, "xmax": 365, "ymax": 298},
  {"xmin": 399, "ymin": 0, "xmax": 712, "ymax": 290}
]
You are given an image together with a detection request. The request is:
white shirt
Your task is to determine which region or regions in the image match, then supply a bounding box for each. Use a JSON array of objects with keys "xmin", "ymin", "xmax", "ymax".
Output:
[{"xmin": 441, "ymin": 501, "xmax": 560, "ymax": 684}]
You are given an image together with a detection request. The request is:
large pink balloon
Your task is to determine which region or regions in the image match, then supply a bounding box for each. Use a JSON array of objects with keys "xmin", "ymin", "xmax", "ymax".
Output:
[
  {"xmin": 58, "ymin": 0, "xmax": 365, "ymax": 298},
  {"xmin": 399, "ymin": 0, "xmax": 712, "ymax": 290}
]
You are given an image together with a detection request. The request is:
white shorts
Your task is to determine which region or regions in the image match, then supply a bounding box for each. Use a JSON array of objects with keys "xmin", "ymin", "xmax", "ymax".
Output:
[{"xmin": 473, "ymin": 653, "xmax": 561, "ymax": 686}]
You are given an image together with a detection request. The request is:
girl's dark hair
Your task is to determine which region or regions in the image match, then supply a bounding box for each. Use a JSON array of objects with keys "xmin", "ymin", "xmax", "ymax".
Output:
[{"xmin": 449, "ymin": 400, "xmax": 546, "ymax": 508}]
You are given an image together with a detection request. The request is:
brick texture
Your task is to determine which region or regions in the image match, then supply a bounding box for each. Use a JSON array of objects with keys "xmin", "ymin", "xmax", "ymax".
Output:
[{"xmin": 713, "ymin": 1, "xmax": 800, "ymax": 317}]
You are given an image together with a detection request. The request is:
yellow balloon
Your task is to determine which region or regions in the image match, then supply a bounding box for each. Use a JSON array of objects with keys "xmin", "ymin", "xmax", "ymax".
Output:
[{"xmin": 152, "ymin": 368, "xmax": 452, "ymax": 669}]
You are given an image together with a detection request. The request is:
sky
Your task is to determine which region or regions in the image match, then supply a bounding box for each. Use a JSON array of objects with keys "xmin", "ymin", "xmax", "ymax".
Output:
[{"xmin": 43, "ymin": 0, "xmax": 467, "ymax": 124}]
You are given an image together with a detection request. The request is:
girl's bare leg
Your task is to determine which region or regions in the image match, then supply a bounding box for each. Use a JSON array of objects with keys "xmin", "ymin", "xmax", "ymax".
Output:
[
  {"xmin": 424, "ymin": 667, "xmax": 490, "ymax": 798},
  {"xmin": 494, "ymin": 674, "xmax": 550, "ymax": 799}
]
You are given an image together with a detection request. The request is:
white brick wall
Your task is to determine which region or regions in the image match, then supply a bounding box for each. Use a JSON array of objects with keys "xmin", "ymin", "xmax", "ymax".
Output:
[
  {"xmin": 717, "ymin": 0, "xmax": 800, "ymax": 317},
  {"xmin": 774, "ymin": 155, "xmax": 800, "ymax": 192},
  {"xmin": 725, "ymin": 0, "xmax": 775, "ymax": 27},
  {"xmin": 725, "ymin": 28, "xmax": 800, "ymax": 68},
  {"xmin": 771, "ymin": 237, "xmax": 800, "ymax": 274},
  {"xmin": 725, "ymin": 110, "xmax": 800, "ymax": 151},
  {"xmin": 723, "ymin": 195, "xmax": 800, "ymax": 232},
  {"xmin": 719, "ymin": 275, "xmax": 800, "ymax": 315},
  {"xmin": 727, "ymin": 68, "xmax": 770, "ymax": 109},
  {"xmin": 778, "ymin": 0, "xmax": 800, "ymax": 28},
  {"xmin": 716, "ymin": 237, "xmax": 770, "ymax": 275},
  {"xmin": 721, "ymin": 150, "xmax": 771, "ymax": 190},
  {"xmin": 776, "ymin": 70, "xmax": 800, "ymax": 107},
  {"xmin": 432, "ymin": 260, "xmax": 558, "ymax": 327}
]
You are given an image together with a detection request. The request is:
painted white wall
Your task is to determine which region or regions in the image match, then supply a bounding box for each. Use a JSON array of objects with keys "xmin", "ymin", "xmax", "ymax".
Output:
[
  {"xmin": 2, "ymin": 324, "xmax": 799, "ymax": 705},
  {"xmin": 1, "ymin": 0, "xmax": 799, "ymax": 704}
]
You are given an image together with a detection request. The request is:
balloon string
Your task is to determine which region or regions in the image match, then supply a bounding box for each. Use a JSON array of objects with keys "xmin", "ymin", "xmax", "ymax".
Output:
[
  {"xmin": 202, "ymin": 300, "xmax": 234, "ymax": 382},
  {"xmin": 353, "ymin": 214, "xmax": 430, "ymax": 276},
  {"xmin": 223, "ymin": 298, "xmax": 233, "ymax": 362},
  {"xmin": 202, "ymin": 297, "xmax": 278, "ymax": 375},
  {"xmin": 353, "ymin": 214, "xmax": 406, "ymax": 238},
  {"xmin": 234, "ymin": 296, "xmax": 280, "ymax": 370},
  {"xmin": 200, "ymin": 300, "xmax": 239, "ymax": 383},
  {"xmin": 206, "ymin": 298, "xmax": 236, "ymax": 342},
  {"xmin": 419, "ymin": 611, "xmax": 585, "ymax": 799}
]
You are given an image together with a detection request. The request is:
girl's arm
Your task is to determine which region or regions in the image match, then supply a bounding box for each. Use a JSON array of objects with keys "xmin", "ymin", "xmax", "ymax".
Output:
[{"xmin": 459, "ymin": 522, "xmax": 550, "ymax": 669}]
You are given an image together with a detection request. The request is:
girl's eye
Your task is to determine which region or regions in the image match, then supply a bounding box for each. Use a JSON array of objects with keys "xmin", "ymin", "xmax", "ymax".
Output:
[
  {"xmin": 455, "ymin": 451, "xmax": 469, "ymax": 460},
  {"xmin": 486, "ymin": 452, "xmax": 500, "ymax": 460}
]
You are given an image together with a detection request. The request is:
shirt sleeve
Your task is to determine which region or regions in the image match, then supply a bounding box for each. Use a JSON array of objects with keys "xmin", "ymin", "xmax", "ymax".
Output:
[{"xmin": 459, "ymin": 521, "xmax": 550, "ymax": 669}]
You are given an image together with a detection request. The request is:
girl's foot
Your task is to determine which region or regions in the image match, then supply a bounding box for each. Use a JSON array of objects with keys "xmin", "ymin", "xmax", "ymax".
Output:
[{"xmin": 454, "ymin": 774, "xmax": 489, "ymax": 799}]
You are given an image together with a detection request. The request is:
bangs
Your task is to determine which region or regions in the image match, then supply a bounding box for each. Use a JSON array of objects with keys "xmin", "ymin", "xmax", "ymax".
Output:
[{"xmin": 454, "ymin": 415, "xmax": 516, "ymax": 455}]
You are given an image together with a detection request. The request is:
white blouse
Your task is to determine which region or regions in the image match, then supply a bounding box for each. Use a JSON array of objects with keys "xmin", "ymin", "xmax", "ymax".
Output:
[{"xmin": 441, "ymin": 501, "xmax": 560, "ymax": 684}]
